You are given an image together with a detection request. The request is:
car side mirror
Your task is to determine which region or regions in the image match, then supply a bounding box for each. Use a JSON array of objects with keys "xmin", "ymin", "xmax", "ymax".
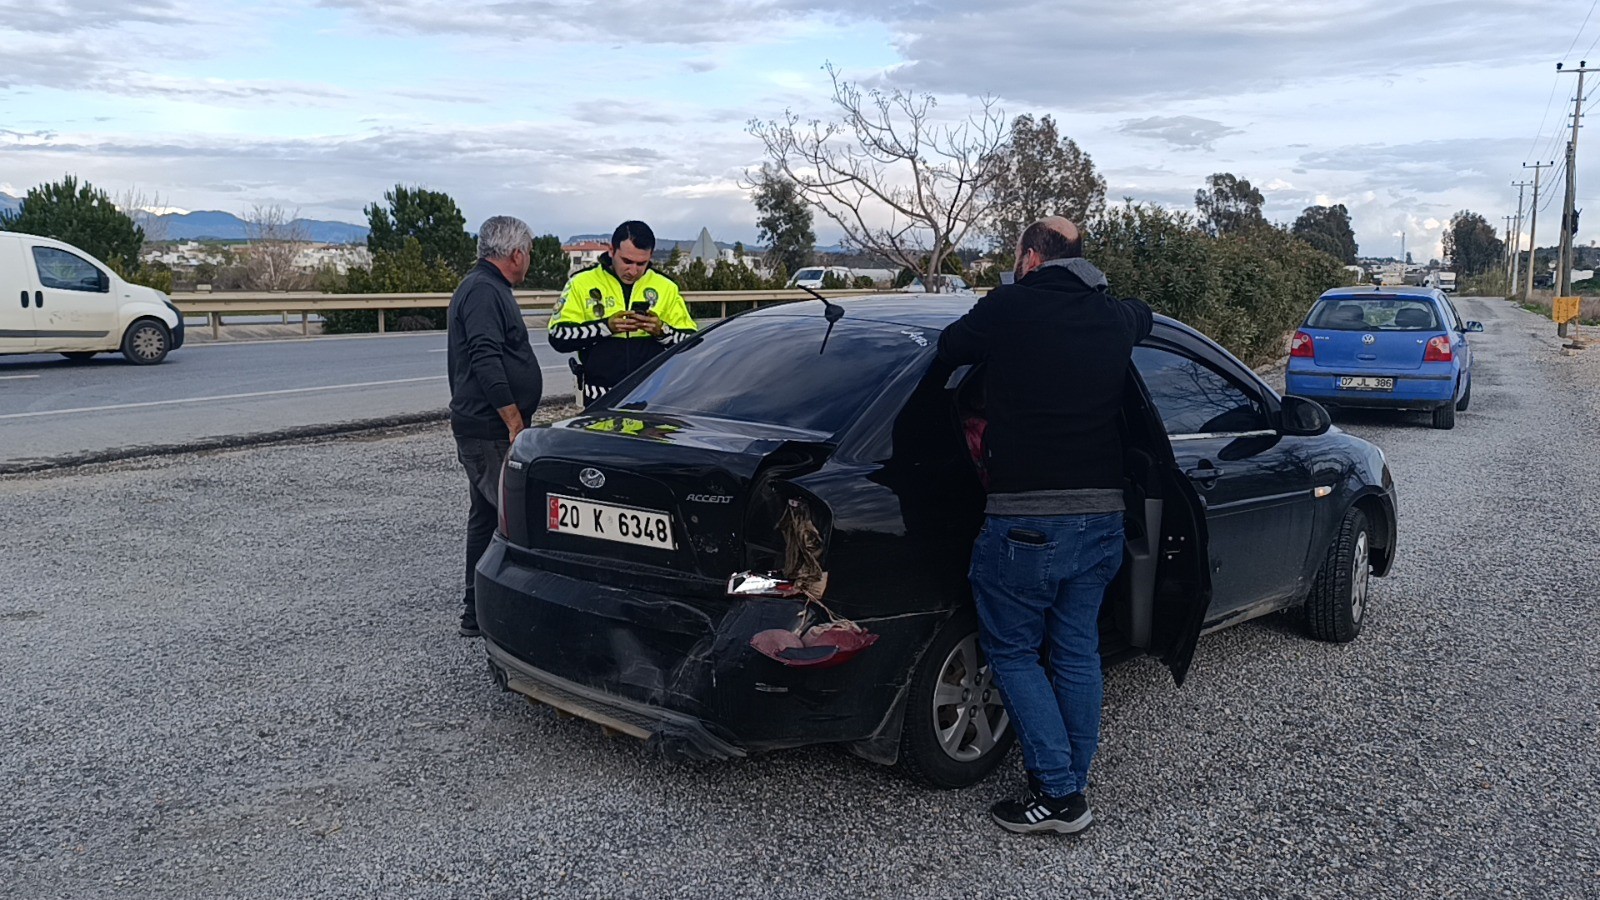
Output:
[
  {"xmin": 1279, "ymin": 395, "xmax": 1332, "ymax": 437},
  {"xmin": 1466, "ymin": 321, "xmax": 1484, "ymax": 333},
  {"xmin": 98, "ymin": 271, "xmax": 110, "ymax": 292}
]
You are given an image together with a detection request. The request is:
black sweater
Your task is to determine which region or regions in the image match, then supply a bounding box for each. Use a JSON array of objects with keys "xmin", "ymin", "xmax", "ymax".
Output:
[
  {"xmin": 446, "ymin": 260, "xmax": 543, "ymax": 439},
  {"xmin": 937, "ymin": 260, "xmax": 1153, "ymax": 495}
]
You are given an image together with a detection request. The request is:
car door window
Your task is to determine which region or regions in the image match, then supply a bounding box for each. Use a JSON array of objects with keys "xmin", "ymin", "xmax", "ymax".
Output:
[
  {"xmin": 32, "ymin": 247, "xmax": 106, "ymax": 292},
  {"xmin": 1133, "ymin": 345, "xmax": 1270, "ymax": 436}
]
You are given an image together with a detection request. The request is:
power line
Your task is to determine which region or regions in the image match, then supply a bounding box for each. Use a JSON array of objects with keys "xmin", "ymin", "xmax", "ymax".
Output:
[
  {"xmin": 1539, "ymin": 158, "xmax": 1568, "ymax": 214},
  {"xmin": 1584, "ymin": 1, "xmax": 1600, "ymax": 59},
  {"xmin": 1567, "ymin": 0, "xmax": 1600, "ymax": 59},
  {"xmin": 1529, "ymin": 3, "xmax": 1600, "ymax": 163},
  {"xmin": 1528, "ymin": 75, "xmax": 1563, "ymax": 162}
]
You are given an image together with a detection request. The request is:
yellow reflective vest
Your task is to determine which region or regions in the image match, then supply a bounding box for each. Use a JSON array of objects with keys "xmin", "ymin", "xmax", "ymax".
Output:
[{"xmin": 548, "ymin": 260, "xmax": 698, "ymax": 402}]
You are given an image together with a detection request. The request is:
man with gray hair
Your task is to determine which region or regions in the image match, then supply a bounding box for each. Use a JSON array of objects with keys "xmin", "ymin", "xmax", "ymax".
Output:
[{"xmin": 446, "ymin": 215, "xmax": 543, "ymax": 637}]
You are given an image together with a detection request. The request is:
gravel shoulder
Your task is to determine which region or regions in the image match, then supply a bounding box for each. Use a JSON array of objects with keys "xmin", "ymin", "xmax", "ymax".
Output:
[{"xmin": 2, "ymin": 298, "xmax": 1598, "ymax": 898}]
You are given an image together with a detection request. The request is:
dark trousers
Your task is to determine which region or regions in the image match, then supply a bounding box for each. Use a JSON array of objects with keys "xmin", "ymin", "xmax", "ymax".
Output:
[{"xmin": 455, "ymin": 436, "xmax": 509, "ymax": 613}]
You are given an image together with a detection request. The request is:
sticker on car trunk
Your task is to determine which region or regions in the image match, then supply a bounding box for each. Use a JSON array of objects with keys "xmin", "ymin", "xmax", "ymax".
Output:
[{"xmin": 547, "ymin": 494, "xmax": 675, "ymax": 550}]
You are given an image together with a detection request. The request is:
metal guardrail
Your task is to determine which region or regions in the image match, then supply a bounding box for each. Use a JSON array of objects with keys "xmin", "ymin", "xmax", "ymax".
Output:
[{"xmin": 169, "ymin": 289, "xmax": 885, "ymax": 339}]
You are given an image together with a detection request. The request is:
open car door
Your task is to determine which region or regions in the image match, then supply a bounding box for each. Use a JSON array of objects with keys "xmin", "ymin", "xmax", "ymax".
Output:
[{"xmin": 1124, "ymin": 368, "xmax": 1213, "ymax": 686}]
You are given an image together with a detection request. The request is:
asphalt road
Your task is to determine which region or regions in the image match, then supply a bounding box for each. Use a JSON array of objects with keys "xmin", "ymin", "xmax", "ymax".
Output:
[
  {"xmin": 2, "ymin": 297, "xmax": 1597, "ymax": 897},
  {"xmin": 0, "ymin": 331, "xmax": 575, "ymax": 471}
]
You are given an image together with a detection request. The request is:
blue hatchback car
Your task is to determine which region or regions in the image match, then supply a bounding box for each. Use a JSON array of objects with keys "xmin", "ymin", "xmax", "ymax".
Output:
[{"xmin": 1285, "ymin": 287, "xmax": 1483, "ymax": 430}]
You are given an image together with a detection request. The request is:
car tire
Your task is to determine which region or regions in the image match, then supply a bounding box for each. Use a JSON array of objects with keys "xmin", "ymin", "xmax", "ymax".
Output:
[
  {"xmin": 60, "ymin": 352, "xmax": 97, "ymax": 362},
  {"xmin": 1456, "ymin": 379, "xmax": 1471, "ymax": 412},
  {"xmin": 898, "ymin": 608, "xmax": 1015, "ymax": 789},
  {"xmin": 121, "ymin": 319, "xmax": 171, "ymax": 365},
  {"xmin": 1431, "ymin": 401, "xmax": 1456, "ymax": 430},
  {"xmin": 1304, "ymin": 506, "xmax": 1370, "ymax": 643}
]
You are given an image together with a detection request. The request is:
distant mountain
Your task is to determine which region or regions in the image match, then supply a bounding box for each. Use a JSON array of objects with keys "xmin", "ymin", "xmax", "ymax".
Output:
[
  {"xmin": 0, "ymin": 195, "xmax": 365, "ymax": 243},
  {"xmin": 147, "ymin": 210, "xmax": 368, "ymax": 243}
]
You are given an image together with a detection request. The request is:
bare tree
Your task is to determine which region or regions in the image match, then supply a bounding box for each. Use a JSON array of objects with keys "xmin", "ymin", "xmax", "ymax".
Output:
[
  {"xmin": 749, "ymin": 64, "xmax": 1007, "ymax": 291},
  {"xmin": 242, "ymin": 204, "xmax": 311, "ymax": 291},
  {"xmin": 115, "ymin": 186, "xmax": 171, "ymax": 245}
]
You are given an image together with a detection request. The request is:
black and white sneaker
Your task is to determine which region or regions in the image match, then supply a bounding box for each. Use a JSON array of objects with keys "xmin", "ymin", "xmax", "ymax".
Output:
[
  {"xmin": 458, "ymin": 609, "xmax": 482, "ymax": 638},
  {"xmin": 989, "ymin": 790, "xmax": 1093, "ymax": 835}
]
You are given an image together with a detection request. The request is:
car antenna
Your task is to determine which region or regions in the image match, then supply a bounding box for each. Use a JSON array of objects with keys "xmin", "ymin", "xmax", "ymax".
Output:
[{"xmin": 798, "ymin": 285, "xmax": 844, "ymax": 354}]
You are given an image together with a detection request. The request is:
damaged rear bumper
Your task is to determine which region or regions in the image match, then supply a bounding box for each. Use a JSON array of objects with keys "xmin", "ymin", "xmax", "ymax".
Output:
[
  {"xmin": 474, "ymin": 536, "xmax": 940, "ymax": 761},
  {"xmin": 485, "ymin": 638, "xmax": 745, "ymax": 761}
]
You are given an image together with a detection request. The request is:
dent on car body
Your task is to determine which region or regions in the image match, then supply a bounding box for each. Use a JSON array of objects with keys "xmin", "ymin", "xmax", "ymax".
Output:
[{"xmin": 741, "ymin": 498, "xmax": 882, "ymax": 668}]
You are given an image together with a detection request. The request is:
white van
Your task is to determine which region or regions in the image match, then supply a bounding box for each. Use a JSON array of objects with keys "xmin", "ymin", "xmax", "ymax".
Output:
[
  {"xmin": 787, "ymin": 266, "xmax": 855, "ymax": 289},
  {"xmin": 0, "ymin": 231, "xmax": 184, "ymax": 364}
]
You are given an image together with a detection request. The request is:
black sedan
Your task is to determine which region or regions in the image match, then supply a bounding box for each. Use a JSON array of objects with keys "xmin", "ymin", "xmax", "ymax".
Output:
[{"xmin": 476, "ymin": 295, "xmax": 1398, "ymax": 788}]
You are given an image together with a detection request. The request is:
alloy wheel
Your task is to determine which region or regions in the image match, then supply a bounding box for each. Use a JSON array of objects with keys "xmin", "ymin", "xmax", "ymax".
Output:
[
  {"xmin": 1350, "ymin": 531, "xmax": 1371, "ymax": 623},
  {"xmin": 931, "ymin": 634, "xmax": 1009, "ymax": 762}
]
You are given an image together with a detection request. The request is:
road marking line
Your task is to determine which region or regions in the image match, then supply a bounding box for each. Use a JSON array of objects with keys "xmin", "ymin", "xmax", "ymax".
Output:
[
  {"xmin": 428, "ymin": 348, "xmax": 447, "ymax": 353},
  {"xmin": 0, "ymin": 368, "xmax": 574, "ymax": 421},
  {"xmin": 0, "ymin": 375, "xmax": 41, "ymax": 381},
  {"xmin": 0, "ymin": 376, "xmax": 447, "ymax": 420}
]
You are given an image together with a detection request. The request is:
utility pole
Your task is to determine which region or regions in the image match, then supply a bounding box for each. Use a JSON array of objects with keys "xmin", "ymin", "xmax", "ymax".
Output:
[
  {"xmin": 1504, "ymin": 215, "xmax": 1515, "ymax": 285},
  {"xmin": 1524, "ymin": 161, "xmax": 1555, "ymax": 302},
  {"xmin": 1557, "ymin": 61, "xmax": 1594, "ymax": 335},
  {"xmin": 1512, "ymin": 179, "xmax": 1532, "ymax": 293}
]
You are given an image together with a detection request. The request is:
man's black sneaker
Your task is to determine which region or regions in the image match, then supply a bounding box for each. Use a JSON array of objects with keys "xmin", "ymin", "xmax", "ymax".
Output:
[
  {"xmin": 458, "ymin": 610, "xmax": 481, "ymax": 638},
  {"xmin": 990, "ymin": 790, "xmax": 1092, "ymax": 835}
]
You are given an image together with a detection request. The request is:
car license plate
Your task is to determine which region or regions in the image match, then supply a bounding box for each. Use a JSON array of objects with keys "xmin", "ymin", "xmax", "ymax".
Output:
[
  {"xmin": 1338, "ymin": 376, "xmax": 1394, "ymax": 391},
  {"xmin": 547, "ymin": 495, "xmax": 674, "ymax": 549}
]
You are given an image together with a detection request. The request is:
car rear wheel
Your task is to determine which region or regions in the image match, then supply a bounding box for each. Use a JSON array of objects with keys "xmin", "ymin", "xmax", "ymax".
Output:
[
  {"xmin": 898, "ymin": 609, "xmax": 1014, "ymax": 789},
  {"xmin": 60, "ymin": 351, "xmax": 96, "ymax": 362},
  {"xmin": 1305, "ymin": 506, "xmax": 1370, "ymax": 643},
  {"xmin": 1456, "ymin": 379, "xmax": 1471, "ymax": 412},
  {"xmin": 121, "ymin": 319, "xmax": 171, "ymax": 365},
  {"xmin": 1431, "ymin": 401, "xmax": 1456, "ymax": 430}
]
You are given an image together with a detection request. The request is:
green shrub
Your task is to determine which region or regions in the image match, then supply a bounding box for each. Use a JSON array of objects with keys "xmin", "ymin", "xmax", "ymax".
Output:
[
  {"xmin": 323, "ymin": 236, "xmax": 460, "ymax": 334},
  {"xmin": 1088, "ymin": 205, "xmax": 1344, "ymax": 366}
]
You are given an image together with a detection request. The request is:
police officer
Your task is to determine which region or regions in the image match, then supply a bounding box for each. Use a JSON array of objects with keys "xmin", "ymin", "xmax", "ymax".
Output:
[{"xmin": 549, "ymin": 220, "xmax": 697, "ymax": 403}]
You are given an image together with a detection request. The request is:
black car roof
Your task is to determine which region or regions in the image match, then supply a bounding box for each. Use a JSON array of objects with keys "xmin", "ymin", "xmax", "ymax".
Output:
[{"xmin": 744, "ymin": 292, "xmax": 1198, "ymax": 339}]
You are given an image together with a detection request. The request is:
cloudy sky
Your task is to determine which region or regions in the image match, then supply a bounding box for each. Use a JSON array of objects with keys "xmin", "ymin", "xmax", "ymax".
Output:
[{"xmin": 2, "ymin": 0, "xmax": 1598, "ymax": 258}]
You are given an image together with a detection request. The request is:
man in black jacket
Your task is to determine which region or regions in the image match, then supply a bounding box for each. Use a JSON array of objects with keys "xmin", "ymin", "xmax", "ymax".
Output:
[
  {"xmin": 446, "ymin": 216, "xmax": 543, "ymax": 637},
  {"xmin": 938, "ymin": 217, "xmax": 1152, "ymax": 835}
]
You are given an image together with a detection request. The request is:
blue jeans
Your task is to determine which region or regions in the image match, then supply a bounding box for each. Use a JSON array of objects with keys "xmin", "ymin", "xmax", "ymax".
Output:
[{"xmin": 969, "ymin": 512, "xmax": 1125, "ymax": 797}]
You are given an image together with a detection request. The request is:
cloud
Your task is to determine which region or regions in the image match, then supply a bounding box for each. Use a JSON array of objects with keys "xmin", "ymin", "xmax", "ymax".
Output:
[
  {"xmin": 317, "ymin": 0, "xmax": 829, "ymax": 44},
  {"xmin": 872, "ymin": 0, "xmax": 1564, "ymax": 107},
  {"xmin": 1119, "ymin": 115, "xmax": 1242, "ymax": 150},
  {"xmin": 0, "ymin": 122, "xmax": 762, "ymax": 240},
  {"xmin": 1296, "ymin": 138, "xmax": 1527, "ymax": 195},
  {"xmin": 3, "ymin": 0, "xmax": 194, "ymax": 34}
]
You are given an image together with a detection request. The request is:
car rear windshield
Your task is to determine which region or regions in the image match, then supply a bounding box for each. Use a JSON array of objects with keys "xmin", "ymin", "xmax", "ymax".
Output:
[
  {"xmin": 607, "ymin": 314, "xmax": 935, "ymax": 434},
  {"xmin": 1307, "ymin": 296, "xmax": 1440, "ymax": 331},
  {"xmin": 793, "ymin": 268, "xmax": 823, "ymax": 280}
]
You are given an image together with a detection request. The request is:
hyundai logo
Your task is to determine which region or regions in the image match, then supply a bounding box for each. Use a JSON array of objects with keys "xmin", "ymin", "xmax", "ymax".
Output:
[
  {"xmin": 1362, "ymin": 333, "xmax": 1376, "ymax": 345},
  {"xmin": 579, "ymin": 467, "xmax": 606, "ymax": 489}
]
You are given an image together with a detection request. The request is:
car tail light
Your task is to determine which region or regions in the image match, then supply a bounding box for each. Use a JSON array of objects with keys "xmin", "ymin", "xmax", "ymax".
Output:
[
  {"xmin": 1424, "ymin": 336, "xmax": 1453, "ymax": 362},
  {"xmin": 1290, "ymin": 331, "xmax": 1315, "ymax": 358},
  {"xmin": 496, "ymin": 461, "xmax": 510, "ymax": 537}
]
